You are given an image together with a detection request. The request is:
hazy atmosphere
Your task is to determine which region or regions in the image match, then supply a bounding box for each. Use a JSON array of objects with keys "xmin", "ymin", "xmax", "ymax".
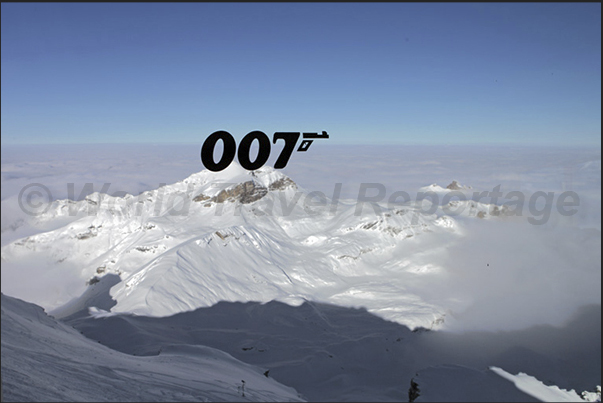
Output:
[{"xmin": 2, "ymin": 3, "xmax": 600, "ymax": 402}]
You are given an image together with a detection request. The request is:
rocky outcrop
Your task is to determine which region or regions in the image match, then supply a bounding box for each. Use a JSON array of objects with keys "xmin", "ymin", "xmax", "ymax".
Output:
[
  {"xmin": 193, "ymin": 181, "xmax": 268, "ymax": 205},
  {"xmin": 193, "ymin": 175, "xmax": 297, "ymax": 205},
  {"xmin": 218, "ymin": 181, "xmax": 268, "ymax": 204},
  {"xmin": 489, "ymin": 205, "xmax": 512, "ymax": 217},
  {"xmin": 269, "ymin": 177, "xmax": 297, "ymax": 191},
  {"xmin": 446, "ymin": 180, "xmax": 464, "ymax": 190},
  {"xmin": 192, "ymin": 194, "xmax": 210, "ymax": 202}
]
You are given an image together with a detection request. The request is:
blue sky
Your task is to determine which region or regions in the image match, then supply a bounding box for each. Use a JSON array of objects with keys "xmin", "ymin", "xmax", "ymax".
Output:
[{"xmin": 1, "ymin": 3, "xmax": 600, "ymax": 146}]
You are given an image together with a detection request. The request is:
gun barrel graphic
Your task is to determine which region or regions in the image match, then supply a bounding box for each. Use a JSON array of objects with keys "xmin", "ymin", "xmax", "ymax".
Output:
[
  {"xmin": 302, "ymin": 131, "xmax": 329, "ymax": 139},
  {"xmin": 298, "ymin": 131, "xmax": 329, "ymax": 152}
]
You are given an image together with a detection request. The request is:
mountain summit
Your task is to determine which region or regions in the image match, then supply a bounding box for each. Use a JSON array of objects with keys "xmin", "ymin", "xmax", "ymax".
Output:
[{"xmin": 1, "ymin": 165, "xmax": 503, "ymax": 330}]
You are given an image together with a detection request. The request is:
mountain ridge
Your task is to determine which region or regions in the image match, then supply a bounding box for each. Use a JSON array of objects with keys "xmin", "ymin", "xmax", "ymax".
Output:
[{"xmin": 0, "ymin": 164, "xmax": 537, "ymax": 330}]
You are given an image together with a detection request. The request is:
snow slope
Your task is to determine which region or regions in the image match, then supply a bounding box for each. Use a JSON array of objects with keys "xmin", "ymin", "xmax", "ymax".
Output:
[
  {"xmin": 2, "ymin": 290, "xmax": 599, "ymax": 402},
  {"xmin": 490, "ymin": 367, "xmax": 590, "ymax": 402},
  {"xmin": 410, "ymin": 365, "xmax": 601, "ymax": 402},
  {"xmin": 1, "ymin": 161, "xmax": 600, "ymax": 402},
  {"xmin": 1, "ymin": 163, "xmax": 600, "ymax": 332},
  {"xmin": 64, "ymin": 298, "xmax": 601, "ymax": 402},
  {"xmin": 2, "ymin": 164, "xmax": 458, "ymax": 329},
  {"xmin": 0, "ymin": 293, "xmax": 303, "ymax": 402}
]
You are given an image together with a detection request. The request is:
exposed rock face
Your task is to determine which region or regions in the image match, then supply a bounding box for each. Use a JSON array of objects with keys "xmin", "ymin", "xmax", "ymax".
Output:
[
  {"xmin": 269, "ymin": 177, "xmax": 297, "ymax": 191},
  {"xmin": 218, "ymin": 181, "xmax": 268, "ymax": 204},
  {"xmin": 446, "ymin": 180, "xmax": 463, "ymax": 190},
  {"xmin": 193, "ymin": 174, "xmax": 297, "ymax": 205},
  {"xmin": 193, "ymin": 181, "xmax": 269, "ymax": 205},
  {"xmin": 192, "ymin": 194, "xmax": 210, "ymax": 202},
  {"xmin": 85, "ymin": 276, "xmax": 101, "ymax": 286},
  {"xmin": 489, "ymin": 205, "xmax": 512, "ymax": 216}
]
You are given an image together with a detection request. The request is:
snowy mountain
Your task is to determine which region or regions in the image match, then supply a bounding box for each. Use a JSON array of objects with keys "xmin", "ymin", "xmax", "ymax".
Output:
[
  {"xmin": 0, "ymin": 293, "xmax": 303, "ymax": 402},
  {"xmin": 3, "ymin": 293, "xmax": 600, "ymax": 402},
  {"xmin": 1, "ymin": 163, "xmax": 511, "ymax": 330},
  {"xmin": 1, "ymin": 163, "xmax": 600, "ymax": 402},
  {"xmin": 2, "ymin": 162, "xmax": 601, "ymax": 333}
]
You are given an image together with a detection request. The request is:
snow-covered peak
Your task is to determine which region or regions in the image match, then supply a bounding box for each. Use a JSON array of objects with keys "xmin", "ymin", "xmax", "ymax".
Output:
[
  {"xmin": 181, "ymin": 163, "xmax": 295, "ymax": 191},
  {"xmin": 419, "ymin": 180, "xmax": 472, "ymax": 194},
  {"xmin": 1, "ymin": 165, "xmax": 511, "ymax": 330},
  {"xmin": 185, "ymin": 164, "xmax": 298, "ymax": 205}
]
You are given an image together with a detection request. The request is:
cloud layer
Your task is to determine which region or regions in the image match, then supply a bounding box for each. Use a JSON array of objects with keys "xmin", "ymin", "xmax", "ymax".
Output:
[{"xmin": 1, "ymin": 143, "xmax": 600, "ymax": 332}]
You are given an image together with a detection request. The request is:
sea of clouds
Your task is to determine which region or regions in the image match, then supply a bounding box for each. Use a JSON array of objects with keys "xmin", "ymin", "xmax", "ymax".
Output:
[{"xmin": 1, "ymin": 143, "xmax": 600, "ymax": 333}]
